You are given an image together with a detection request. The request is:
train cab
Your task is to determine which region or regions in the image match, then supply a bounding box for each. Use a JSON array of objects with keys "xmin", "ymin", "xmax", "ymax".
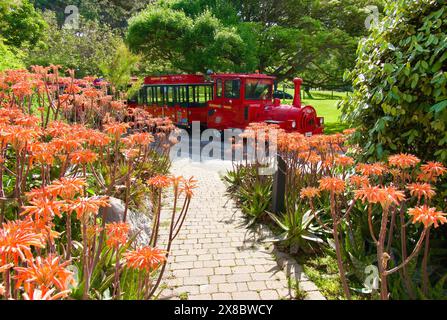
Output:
[{"xmin": 207, "ymin": 74, "xmax": 324, "ymax": 134}]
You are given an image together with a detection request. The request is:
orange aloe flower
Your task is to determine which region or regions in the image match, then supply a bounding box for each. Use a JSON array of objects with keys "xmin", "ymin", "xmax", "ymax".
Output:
[
  {"xmin": 307, "ymin": 152, "xmax": 321, "ymax": 165},
  {"xmin": 29, "ymin": 142, "xmax": 56, "ymax": 166},
  {"xmin": 21, "ymin": 197, "xmax": 66, "ymax": 222},
  {"xmin": 106, "ymin": 222, "xmax": 130, "ymax": 249},
  {"xmin": 300, "ymin": 187, "xmax": 320, "ymax": 199},
  {"xmin": 23, "ymin": 287, "xmax": 71, "ymax": 300},
  {"xmin": 83, "ymin": 88, "xmax": 100, "ymax": 99},
  {"xmin": 407, "ymin": 183, "xmax": 436, "ymax": 200},
  {"xmin": 355, "ymin": 186, "xmax": 405, "ymax": 208},
  {"xmin": 110, "ymin": 101, "xmax": 126, "ymax": 111},
  {"xmin": 388, "ymin": 153, "xmax": 421, "ymax": 169},
  {"xmin": 123, "ymin": 148, "xmax": 140, "ymax": 160},
  {"xmin": 64, "ymin": 83, "xmax": 81, "ymax": 94},
  {"xmin": 123, "ymin": 132, "xmax": 154, "ymax": 147},
  {"xmin": 85, "ymin": 131, "xmax": 111, "ymax": 147},
  {"xmin": 70, "ymin": 149, "xmax": 98, "ymax": 165},
  {"xmin": 180, "ymin": 177, "xmax": 198, "ymax": 197},
  {"xmin": 46, "ymin": 177, "xmax": 86, "ymax": 199},
  {"xmin": 14, "ymin": 255, "xmax": 75, "ymax": 295},
  {"xmin": 103, "ymin": 122, "xmax": 130, "ymax": 139},
  {"xmin": 51, "ymin": 138, "xmax": 82, "ymax": 153},
  {"xmin": 68, "ymin": 196, "xmax": 110, "ymax": 220},
  {"xmin": 334, "ymin": 155, "xmax": 355, "ymax": 167},
  {"xmin": 0, "ymin": 219, "xmax": 45, "ymax": 264},
  {"xmin": 0, "ymin": 262, "xmax": 13, "ymax": 273},
  {"xmin": 349, "ymin": 175, "xmax": 370, "ymax": 188},
  {"xmin": 356, "ymin": 162, "xmax": 387, "ymax": 176},
  {"xmin": 12, "ymin": 82, "xmax": 33, "ymax": 97},
  {"xmin": 408, "ymin": 206, "xmax": 447, "ymax": 228},
  {"xmin": 147, "ymin": 175, "xmax": 172, "ymax": 189},
  {"xmin": 354, "ymin": 185, "xmax": 382, "ymax": 204},
  {"xmin": 124, "ymin": 246, "xmax": 167, "ymax": 272},
  {"xmin": 420, "ymin": 162, "xmax": 447, "ymax": 181},
  {"xmin": 319, "ymin": 177, "xmax": 345, "ymax": 194}
]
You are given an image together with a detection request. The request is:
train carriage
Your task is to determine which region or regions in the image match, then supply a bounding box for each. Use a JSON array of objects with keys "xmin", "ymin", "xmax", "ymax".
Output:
[
  {"xmin": 128, "ymin": 74, "xmax": 213, "ymax": 128},
  {"xmin": 128, "ymin": 73, "xmax": 324, "ymax": 135}
]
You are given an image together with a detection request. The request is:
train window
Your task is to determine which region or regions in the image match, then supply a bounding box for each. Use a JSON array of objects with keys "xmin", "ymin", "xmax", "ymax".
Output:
[
  {"xmin": 197, "ymin": 86, "xmax": 208, "ymax": 103},
  {"xmin": 216, "ymin": 79, "xmax": 223, "ymax": 98},
  {"xmin": 224, "ymin": 80, "xmax": 241, "ymax": 99},
  {"xmin": 208, "ymin": 85, "xmax": 213, "ymax": 100},
  {"xmin": 152, "ymin": 86, "xmax": 157, "ymax": 105},
  {"xmin": 188, "ymin": 86, "xmax": 196, "ymax": 103},
  {"xmin": 245, "ymin": 79, "xmax": 272, "ymax": 100},
  {"xmin": 139, "ymin": 88, "xmax": 147, "ymax": 105},
  {"xmin": 178, "ymin": 86, "xmax": 187, "ymax": 106},
  {"xmin": 158, "ymin": 86, "xmax": 166, "ymax": 106},
  {"xmin": 166, "ymin": 86, "xmax": 175, "ymax": 106},
  {"xmin": 146, "ymin": 86, "xmax": 153, "ymax": 105}
]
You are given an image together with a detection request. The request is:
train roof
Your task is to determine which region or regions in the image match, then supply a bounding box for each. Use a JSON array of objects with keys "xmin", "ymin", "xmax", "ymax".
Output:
[
  {"xmin": 143, "ymin": 73, "xmax": 276, "ymax": 85},
  {"xmin": 212, "ymin": 73, "xmax": 276, "ymax": 80},
  {"xmin": 144, "ymin": 74, "xmax": 207, "ymax": 85}
]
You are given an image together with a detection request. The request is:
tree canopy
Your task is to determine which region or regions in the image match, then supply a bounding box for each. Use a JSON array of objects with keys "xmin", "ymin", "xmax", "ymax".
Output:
[
  {"xmin": 127, "ymin": 0, "xmax": 384, "ymax": 84},
  {"xmin": 30, "ymin": 0, "xmax": 153, "ymax": 30},
  {"xmin": 0, "ymin": 0, "xmax": 47, "ymax": 48},
  {"xmin": 26, "ymin": 11, "xmax": 121, "ymax": 77}
]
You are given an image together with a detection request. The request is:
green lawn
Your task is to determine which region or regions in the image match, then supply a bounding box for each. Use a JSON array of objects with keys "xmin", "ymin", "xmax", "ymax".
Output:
[{"xmin": 280, "ymin": 89, "xmax": 350, "ymax": 134}]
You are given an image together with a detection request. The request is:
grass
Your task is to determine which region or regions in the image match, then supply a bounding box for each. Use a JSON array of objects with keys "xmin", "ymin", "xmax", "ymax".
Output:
[
  {"xmin": 280, "ymin": 89, "xmax": 351, "ymax": 134},
  {"xmin": 295, "ymin": 252, "xmax": 366, "ymax": 300},
  {"xmin": 179, "ymin": 292, "xmax": 189, "ymax": 300},
  {"xmin": 287, "ymin": 277, "xmax": 307, "ymax": 300}
]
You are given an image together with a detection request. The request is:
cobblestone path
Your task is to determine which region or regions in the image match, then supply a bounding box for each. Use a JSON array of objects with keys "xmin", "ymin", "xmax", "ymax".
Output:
[{"xmin": 159, "ymin": 159, "xmax": 325, "ymax": 300}]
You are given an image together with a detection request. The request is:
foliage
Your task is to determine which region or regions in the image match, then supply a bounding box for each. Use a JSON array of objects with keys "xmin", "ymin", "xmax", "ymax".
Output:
[
  {"xmin": 26, "ymin": 11, "xmax": 121, "ymax": 77},
  {"xmin": 0, "ymin": 38, "xmax": 25, "ymax": 71},
  {"xmin": 225, "ymin": 124, "xmax": 447, "ymax": 300},
  {"xmin": 224, "ymin": 164, "xmax": 271, "ymax": 223},
  {"xmin": 99, "ymin": 42, "xmax": 141, "ymax": 97},
  {"xmin": 0, "ymin": 0, "xmax": 47, "ymax": 48},
  {"xmin": 30, "ymin": 0, "xmax": 153, "ymax": 29},
  {"xmin": 267, "ymin": 208, "xmax": 325, "ymax": 254},
  {"xmin": 341, "ymin": 0, "xmax": 447, "ymax": 164},
  {"xmin": 127, "ymin": 0, "xmax": 384, "ymax": 84},
  {"xmin": 0, "ymin": 66, "xmax": 196, "ymax": 300},
  {"xmin": 127, "ymin": 5, "xmax": 256, "ymax": 74}
]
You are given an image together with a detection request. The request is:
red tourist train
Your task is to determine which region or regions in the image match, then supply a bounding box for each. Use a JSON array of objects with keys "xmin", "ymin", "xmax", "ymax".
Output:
[{"xmin": 128, "ymin": 73, "xmax": 324, "ymax": 135}]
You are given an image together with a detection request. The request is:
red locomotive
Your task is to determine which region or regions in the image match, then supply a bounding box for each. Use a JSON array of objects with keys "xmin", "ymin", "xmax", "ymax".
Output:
[{"xmin": 128, "ymin": 73, "xmax": 324, "ymax": 135}]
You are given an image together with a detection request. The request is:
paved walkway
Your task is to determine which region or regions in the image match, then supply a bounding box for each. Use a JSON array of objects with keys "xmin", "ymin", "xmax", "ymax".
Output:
[{"xmin": 159, "ymin": 159, "xmax": 325, "ymax": 300}]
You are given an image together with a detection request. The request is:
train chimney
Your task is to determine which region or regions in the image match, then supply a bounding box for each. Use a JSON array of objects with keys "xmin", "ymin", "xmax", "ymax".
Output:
[{"xmin": 293, "ymin": 78, "xmax": 303, "ymax": 108}]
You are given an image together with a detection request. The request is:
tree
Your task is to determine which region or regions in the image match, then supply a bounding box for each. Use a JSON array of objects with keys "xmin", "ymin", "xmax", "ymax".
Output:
[
  {"xmin": 0, "ymin": 0, "xmax": 47, "ymax": 48},
  {"xmin": 100, "ymin": 42, "xmax": 141, "ymax": 97},
  {"xmin": 127, "ymin": 0, "xmax": 385, "ymax": 85},
  {"xmin": 127, "ymin": 5, "xmax": 257, "ymax": 74},
  {"xmin": 30, "ymin": 0, "xmax": 153, "ymax": 29},
  {"xmin": 341, "ymin": 0, "xmax": 447, "ymax": 164},
  {"xmin": 26, "ymin": 11, "xmax": 121, "ymax": 77}
]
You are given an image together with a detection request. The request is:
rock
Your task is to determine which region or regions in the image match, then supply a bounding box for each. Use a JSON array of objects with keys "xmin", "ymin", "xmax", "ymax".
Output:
[{"xmin": 99, "ymin": 197, "xmax": 152, "ymax": 246}]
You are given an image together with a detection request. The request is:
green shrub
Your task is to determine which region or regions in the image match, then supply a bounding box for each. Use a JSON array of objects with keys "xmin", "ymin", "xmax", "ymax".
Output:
[
  {"xmin": 0, "ymin": 38, "xmax": 25, "ymax": 71},
  {"xmin": 341, "ymin": 0, "xmax": 447, "ymax": 162}
]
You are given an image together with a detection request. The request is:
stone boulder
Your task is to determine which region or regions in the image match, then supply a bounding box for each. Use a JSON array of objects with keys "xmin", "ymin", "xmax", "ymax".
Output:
[{"xmin": 99, "ymin": 197, "xmax": 152, "ymax": 246}]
